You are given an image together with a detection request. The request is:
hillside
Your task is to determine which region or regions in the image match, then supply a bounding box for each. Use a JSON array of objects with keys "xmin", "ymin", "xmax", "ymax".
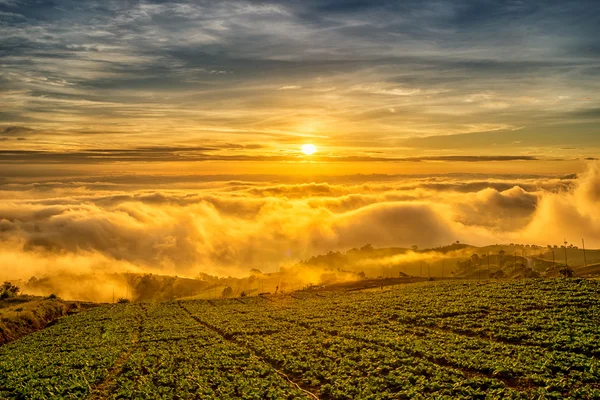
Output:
[
  {"xmin": 298, "ymin": 243, "xmax": 600, "ymax": 281},
  {"xmin": 0, "ymin": 296, "xmax": 96, "ymax": 345},
  {"xmin": 13, "ymin": 243, "xmax": 600, "ymax": 304},
  {"xmin": 1, "ymin": 279, "xmax": 600, "ymax": 399}
]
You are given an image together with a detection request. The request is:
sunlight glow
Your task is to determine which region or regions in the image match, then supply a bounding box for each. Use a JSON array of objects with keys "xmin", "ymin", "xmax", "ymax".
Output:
[{"xmin": 301, "ymin": 144, "xmax": 317, "ymax": 155}]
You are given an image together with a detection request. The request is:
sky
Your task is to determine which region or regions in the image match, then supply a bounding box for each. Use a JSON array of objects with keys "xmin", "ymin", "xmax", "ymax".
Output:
[
  {"xmin": 1, "ymin": 1, "xmax": 600, "ymax": 291},
  {"xmin": 0, "ymin": 0, "xmax": 599, "ymax": 176}
]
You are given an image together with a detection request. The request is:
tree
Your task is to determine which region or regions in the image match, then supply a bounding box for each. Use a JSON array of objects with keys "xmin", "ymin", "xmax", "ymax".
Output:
[
  {"xmin": 558, "ymin": 266, "xmax": 574, "ymax": 278},
  {"xmin": 197, "ymin": 272, "xmax": 217, "ymax": 282},
  {"xmin": 1, "ymin": 281, "xmax": 20, "ymax": 299},
  {"xmin": 360, "ymin": 244, "xmax": 374, "ymax": 252},
  {"xmin": 498, "ymin": 249, "xmax": 505, "ymax": 265},
  {"xmin": 134, "ymin": 274, "xmax": 160, "ymax": 302},
  {"xmin": 221, "ymin": 287, "xmax": 233, "ymax": 298},
  {"xmin": 411, "ymin": 245, "xmax": 419, "ymax": 251},
  {"xmin": 491, "ymin": 269, "xmax": 506, "ymax": 279}
]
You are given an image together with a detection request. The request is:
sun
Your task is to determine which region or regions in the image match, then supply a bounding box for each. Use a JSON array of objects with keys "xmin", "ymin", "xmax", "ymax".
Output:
[{"xmin": 301, "ymin": 144, "xmax": 317, "ymax": 155}]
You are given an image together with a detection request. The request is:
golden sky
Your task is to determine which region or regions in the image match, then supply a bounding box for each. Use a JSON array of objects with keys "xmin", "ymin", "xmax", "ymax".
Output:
[
  {"xmin": 1, "ymin": 1, "xmax": 600, "ymax": 290},
  {"xmin": 0, "ymin": 0, "xmax": 599, "ymax": 176}
]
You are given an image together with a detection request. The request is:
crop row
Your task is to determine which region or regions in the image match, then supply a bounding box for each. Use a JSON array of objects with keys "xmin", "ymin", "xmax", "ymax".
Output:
[
  {"xmin": 182, "ymin": 300, "xmax": 526, "ymax": 399},
  {"xmin": 107, "ymin": 302, "xmax": 310, "ymax": 399},
  {"xmin": 0, "ymin": 304, "xmax": 140, "ymax": 399},
  {"xmin": 2, "ymin": 279, "xmax": 599, "ymax": 399},
  {"xmin": 180, "ymin": 279, "xmax": 600, "ymax": 398},
  {"xmin": 0, "ymin": 302, "xmax": 310, "ymax": 399}
]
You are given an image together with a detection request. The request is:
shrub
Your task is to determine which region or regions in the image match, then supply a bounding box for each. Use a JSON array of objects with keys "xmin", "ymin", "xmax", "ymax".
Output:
[
  {"xmin": 559, "ymin": 267, "xmax": 575, "ymax": 278},
  {"xmin": 1, "ymin": 281, "xmax": 20, "ymax": 299},
  {"xmin": 117, "ymin": 298, "xmax": 131, "ymax": 304}
]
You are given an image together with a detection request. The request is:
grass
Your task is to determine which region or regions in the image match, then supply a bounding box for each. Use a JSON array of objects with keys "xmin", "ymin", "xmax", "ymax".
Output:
[{"xmin": 0, "ymin": 296, "xmax": 95, "ymax": 345}]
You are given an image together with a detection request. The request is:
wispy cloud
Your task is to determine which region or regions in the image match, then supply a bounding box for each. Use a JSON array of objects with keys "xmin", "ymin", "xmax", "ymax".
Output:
[
  {"xmin": 278, "ymin": 85, "xmax": 302, "ymax": 90},
  {"xmin": 0, "ymin": 0, "xmax": 598, "ymax": 166}
]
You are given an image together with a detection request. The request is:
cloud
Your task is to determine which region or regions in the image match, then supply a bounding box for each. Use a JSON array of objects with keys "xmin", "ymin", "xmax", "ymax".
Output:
[
  {"xmin": 454, "ymin": 186, "xmax": 540, "ymax": 230},
  {"xmin": 567, "ymin": 107, "xmax": 600, "ymax": 120},
  {"xmin": 0, "ymin": 10, "xmax": 25, "ymax": 22},
  {"xmin": 332, "ymin": 202, "xmax": 459, "ymax": 248},
  {"xmin": 351, "ymin": 83, "xmax": 446, "ymax": 96},
  {"xmin": 0, "ymin": 148, "xmax": 542, "ymax": 163},
  {"xmin": 521, "ymin": 162, "xmax": 600, "ymax": 245},
  {"xmin": 0, "ymin": 0, "xmax": 598, "ymax": 157},
  {"xmin": 399, "ymin": 124, "xmax": 600, "ymax": 150},
  {"xmin": 0, "ymin": 180, "xmax": 477, "ymax": 280},
  {"xmin": 0, "ymin": 126, "xmax": 35, "ymax": 136},
  {"xmin": 2, "ymin": 163, "xmax": 599, "ymax": 291},
  {"xmin": 278, "ymin": 85, "xmax": 302, "ymax": 90}
]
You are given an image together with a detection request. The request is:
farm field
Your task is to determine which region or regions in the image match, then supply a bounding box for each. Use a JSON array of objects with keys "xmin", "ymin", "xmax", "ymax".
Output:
[{"xmin": 1, "ymin": 279, "xmax": 600, "ymax": 399}]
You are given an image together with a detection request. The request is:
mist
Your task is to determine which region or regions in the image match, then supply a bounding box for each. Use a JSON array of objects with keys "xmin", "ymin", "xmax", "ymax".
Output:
[{"xmin": 1, "ymin": 162, "xmax": 599, "ymax": 301}]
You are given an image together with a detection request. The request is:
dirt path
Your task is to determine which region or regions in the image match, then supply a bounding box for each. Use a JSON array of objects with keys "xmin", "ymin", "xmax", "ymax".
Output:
[{"xmin": 88, "ymin": 304, "xmax": 147, "ymax": 399}]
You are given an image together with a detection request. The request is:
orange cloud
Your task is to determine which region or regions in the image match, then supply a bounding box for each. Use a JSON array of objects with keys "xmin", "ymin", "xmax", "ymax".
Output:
[{"xmin": 1, "ymin": 163, "xmax": 598, "ymax": 288}]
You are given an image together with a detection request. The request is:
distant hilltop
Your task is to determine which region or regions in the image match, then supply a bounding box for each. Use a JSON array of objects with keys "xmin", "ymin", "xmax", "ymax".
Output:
[{"xmin": 13, "ymin": 242, "xmax": 600, "ymax": 303}]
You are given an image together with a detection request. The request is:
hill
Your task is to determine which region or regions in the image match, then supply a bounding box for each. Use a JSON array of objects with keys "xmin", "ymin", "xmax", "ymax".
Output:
[
  {"xmin": 298, "ymin": 242, "xmax": 600, "ymax": 282},
  {"xmin": 12, "ymin": 243, "xmax": 600, "ymax": 303},
  {"xmin": 0, "ymin": 295, "xmax": 96, "ymax": 345}
]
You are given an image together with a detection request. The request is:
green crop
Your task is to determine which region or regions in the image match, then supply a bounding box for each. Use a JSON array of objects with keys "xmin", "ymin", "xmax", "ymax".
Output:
[{"xmin": 1, "ymin": 279, "xmax": 600, "ymax": 399}]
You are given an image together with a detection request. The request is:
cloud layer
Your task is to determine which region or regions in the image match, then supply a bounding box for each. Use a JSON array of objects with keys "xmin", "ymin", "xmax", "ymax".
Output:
[{"xmin": 2, "ymin": 163, "xmax": 599, "ymax": 284}]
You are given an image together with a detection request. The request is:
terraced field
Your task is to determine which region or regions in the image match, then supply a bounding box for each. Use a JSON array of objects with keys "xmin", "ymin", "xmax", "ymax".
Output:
[{"xmin": 1, "ymin": 279, "xmax": 600, "ymax": 399}]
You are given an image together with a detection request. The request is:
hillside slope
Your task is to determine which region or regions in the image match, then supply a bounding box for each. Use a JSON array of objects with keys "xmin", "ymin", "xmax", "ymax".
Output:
[{"xmin": 0, "ymin": 296, "xmax": 95, "ymax": 345}]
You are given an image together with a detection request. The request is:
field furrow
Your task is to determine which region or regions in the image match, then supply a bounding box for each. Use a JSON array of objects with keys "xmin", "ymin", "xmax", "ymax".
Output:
[
  {"xmin": 2, "ymin": 279, "xmax": 600, "ymax": 399},
  {"xmin": 89, "ymin": 305, "xmax": 147, "ymax": 399},
  {"xmin": 178, "ymin": 301, "xmax": 320, "ymax": 399}
]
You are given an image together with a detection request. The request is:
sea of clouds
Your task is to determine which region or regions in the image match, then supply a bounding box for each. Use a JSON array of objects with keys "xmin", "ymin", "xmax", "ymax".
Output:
[{"xmin": 1, "ymin": 162, "xmax": 599, "ymax": 284}]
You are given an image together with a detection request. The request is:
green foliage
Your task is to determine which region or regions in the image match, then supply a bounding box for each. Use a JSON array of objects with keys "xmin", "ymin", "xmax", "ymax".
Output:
[
  {"xmin": 125, "ymin": 273, "xmax": 208, "ymax": 302},
  {"xmin": 0, "ymin": 305, "xmax": 139, "ymax": 398},
  {"xmin": 2, "ymin": 280, "xmax": 600, "ymax": 399},
  {"xmin": 558, "ymin": 265, "xmax": 575, "ymax": 277}
]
